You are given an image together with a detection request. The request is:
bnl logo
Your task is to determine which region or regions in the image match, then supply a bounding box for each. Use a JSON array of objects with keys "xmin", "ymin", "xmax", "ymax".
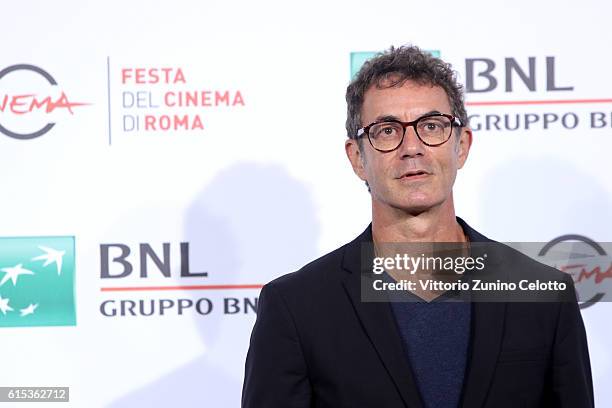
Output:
[
  {"xmin": 0, "ymin": 236, "xmax": 76, "ymax": 327},
  {"xmin": 350, "ymin": 50, "xmax": 441, "ymax": 79}
]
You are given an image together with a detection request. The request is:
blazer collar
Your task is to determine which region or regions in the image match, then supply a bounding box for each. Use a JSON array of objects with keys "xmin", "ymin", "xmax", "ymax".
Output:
[
  {"xmin": 340, "ymin": 217, "xmax": 506, "ymax": 408},
  {"xmin": 457, "ymin": 216, "xmax": 492, "ymax": 243}
]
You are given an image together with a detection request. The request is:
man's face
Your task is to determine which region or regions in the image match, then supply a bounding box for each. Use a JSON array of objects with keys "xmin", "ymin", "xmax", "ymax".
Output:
[{"xmin": 345, "ymin": 80, "xmax": 472, "ymax": 215}]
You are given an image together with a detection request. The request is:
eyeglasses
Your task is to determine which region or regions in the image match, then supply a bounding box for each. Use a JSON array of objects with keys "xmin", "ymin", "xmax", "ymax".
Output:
[{"xmin": 355, "ymin": 113, "xmax": 464, "ymax": 152}]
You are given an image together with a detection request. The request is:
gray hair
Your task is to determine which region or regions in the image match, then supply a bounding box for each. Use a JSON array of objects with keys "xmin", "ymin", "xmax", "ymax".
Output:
[{"xmin": 345, "ymin": 45, "xmax": 468, "ymax": 140}]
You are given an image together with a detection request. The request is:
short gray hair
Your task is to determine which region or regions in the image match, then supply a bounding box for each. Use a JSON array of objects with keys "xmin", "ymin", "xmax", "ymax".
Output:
[{"xmin": 345, "ymin": 45, "xmax": 468, "ymax": 139}]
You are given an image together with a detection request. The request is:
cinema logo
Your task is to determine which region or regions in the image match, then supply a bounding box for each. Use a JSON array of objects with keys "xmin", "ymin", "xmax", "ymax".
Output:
[
  {"xmin": 99, "ymin": 242, "xmax": 258, "ymax": 318},
  {"xmin": 462, "ymin": 56, "xmax": 612, "ymax": 132},
  {"xmin": 0, "ymin": 64, "xmax": 88, "ymax": 140},
  {"xmin": 113, "ymin": 64, "xmax": 245, "ymax": 137},
  {"xmin": 537, "ymin": 235, "xmax": 612, "ymax": 309}
]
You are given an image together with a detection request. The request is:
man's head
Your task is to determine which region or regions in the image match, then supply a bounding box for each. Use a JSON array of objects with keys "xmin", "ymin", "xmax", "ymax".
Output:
[{"xmin": 345, "ymin": 45, "xmax": 472, "ymax": 216}]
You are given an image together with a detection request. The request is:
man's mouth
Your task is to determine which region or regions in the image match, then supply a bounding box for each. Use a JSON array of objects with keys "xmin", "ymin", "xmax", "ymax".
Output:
[{"xmin": 398, "ymin": 170, "xmax": 430, "ymax": 180}]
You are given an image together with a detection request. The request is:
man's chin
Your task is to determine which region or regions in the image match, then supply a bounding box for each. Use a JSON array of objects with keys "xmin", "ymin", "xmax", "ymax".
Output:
[
  {"xmin": 398, "ymin": 204, "xmax": 433, "ymax": 216},
  {"xmin": 388, "ymin": 200, "xmax": 438, "ymax": 216},
  {"xmin": 371, "ymin": 191, "xmax": 443, "ymax": 215}
]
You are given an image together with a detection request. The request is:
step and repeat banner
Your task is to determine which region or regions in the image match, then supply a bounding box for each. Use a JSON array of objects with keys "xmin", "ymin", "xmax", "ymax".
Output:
[{"xmin": 2, "ymin": 0, "xmax": 611, "ymax": 406}]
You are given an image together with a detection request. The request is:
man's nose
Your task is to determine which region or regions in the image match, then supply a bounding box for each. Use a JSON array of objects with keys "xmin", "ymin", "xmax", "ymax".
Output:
[{"xmin": 397, "ymin": 126, "xmax": 425, "ymax": 158}]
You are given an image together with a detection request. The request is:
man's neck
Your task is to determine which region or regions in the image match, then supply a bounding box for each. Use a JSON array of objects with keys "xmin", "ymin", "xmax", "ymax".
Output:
[{"xmin": 371, "ymin": 198, "xmax": 465, "ymax": 244}]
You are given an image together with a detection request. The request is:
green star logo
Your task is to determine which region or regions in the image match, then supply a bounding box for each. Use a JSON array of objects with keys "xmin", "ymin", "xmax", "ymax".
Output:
[
  {"xmin": 350, "ymin": 50, "xmax": 442, "ymax": 79},
  {"xmin": 0, "ymin": 236, "xmax": 76, "ymax": 327}
]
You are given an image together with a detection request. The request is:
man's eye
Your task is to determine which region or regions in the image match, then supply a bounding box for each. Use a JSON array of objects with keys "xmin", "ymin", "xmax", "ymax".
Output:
[
  {"xmin": 419, "ymin": 120, "xmax": 445, "ymax": 132},
  {"xmin": 375, "ymin": 125, "xmax": 400, "ymax": 137}
]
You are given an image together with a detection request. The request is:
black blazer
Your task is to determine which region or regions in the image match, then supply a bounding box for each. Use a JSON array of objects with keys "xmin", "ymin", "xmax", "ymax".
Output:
[{"xmin": 242, "ymin": 219, "xmax": 594, "ymax": 408}]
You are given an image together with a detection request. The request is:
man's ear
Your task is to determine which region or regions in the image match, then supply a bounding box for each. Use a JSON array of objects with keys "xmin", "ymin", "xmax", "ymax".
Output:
[
  {"xmin": 345, "ymin": 138, "xmax": 368, "ymax": 181},
  {"xmin": 456, "ymin": 127, "xmax": 473, "ymax": 169}
]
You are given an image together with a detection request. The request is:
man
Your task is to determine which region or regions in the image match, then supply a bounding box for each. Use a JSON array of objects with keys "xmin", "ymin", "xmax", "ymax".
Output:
[{"xmin": 242, "ymin": 45, "xmax": 593, "ymax": 407}]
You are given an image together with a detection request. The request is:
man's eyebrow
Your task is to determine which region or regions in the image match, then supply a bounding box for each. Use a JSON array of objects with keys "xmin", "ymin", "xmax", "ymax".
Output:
[
  {"xmin": 419, "ymin": 110, "xmax": 442, "ymax": 117},
  {"xmin": 373, "ymin": 114, "xmax": 402, "ymax": 123},
  {"xmin": 372, "ymin": 110, "xmax": 442, "ymax": 123}
]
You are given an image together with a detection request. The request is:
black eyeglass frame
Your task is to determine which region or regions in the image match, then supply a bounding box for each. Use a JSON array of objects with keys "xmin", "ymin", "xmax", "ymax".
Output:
[{"xmin": 355, "ymin": 113, "xmax": 464, "ymax": 152}]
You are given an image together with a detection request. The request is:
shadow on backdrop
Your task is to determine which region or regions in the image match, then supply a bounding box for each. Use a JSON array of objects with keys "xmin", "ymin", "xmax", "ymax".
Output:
[{"xmin": 108, "ymin": 162, "xmax": 320, "ymax": 408}]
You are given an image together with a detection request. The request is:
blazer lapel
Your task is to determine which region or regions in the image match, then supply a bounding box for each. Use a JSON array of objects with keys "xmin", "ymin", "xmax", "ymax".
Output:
[
  {"xmin": 341, "ymin": 226, "xmax": 424, "ymax": 408},
  {"xmin": 458, "ymin": 217, "xmax": 507, "ymax": 408},
  {"xmin": 460, "ymin": 301, "xmax": 506, "ymax": 408}
]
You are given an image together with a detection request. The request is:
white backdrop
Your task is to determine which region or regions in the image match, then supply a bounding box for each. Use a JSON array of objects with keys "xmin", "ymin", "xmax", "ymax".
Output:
[{"xmin": 2, "ymin": 0, "xmax": 611, "ymax": 406}]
